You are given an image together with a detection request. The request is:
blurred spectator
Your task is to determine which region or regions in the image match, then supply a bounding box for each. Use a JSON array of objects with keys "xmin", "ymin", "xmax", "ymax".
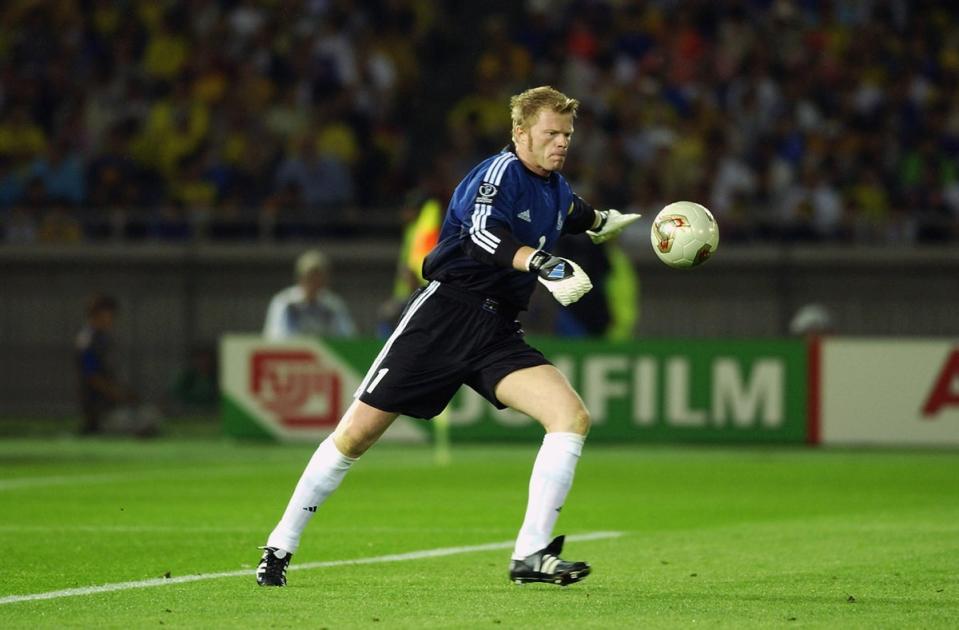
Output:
[
  {"xmin": 0, "ymin": 155, "xmax": 27, "ymax": 210},
  {"xmin": 3, "ymin": 199, "xmax": 38, "ymax": 244},
  {"xmin": 75, "ymin": 292, "xmax": 144, "ymax": 435},
  {"xmin": 150, "ymin": 200, "xmax": 192, "ymax": 241},
  {"xmin": 131, "ymin": 77, "xmax": 210, "ymax": 178},
  {"xmin": 377, "ymin": 171, "xmax": 447, "ymax": 336},
  {"xmin": 789, "ymin": 302, "xmax": 836, "ymax": 337},
  {"xmin": 86, "ymin": 123, "xmax": 141, "ymax": 210},
  {"xmin": 553, "ymin": 237, "xmax": 639, "ymax": 340},
  {"xmin": 28, "ymin": 135, "xmax": 85, "ymax": 205},
  {"xmin": 263, "ymin": 249, "xmax": 357, "ymax": 340},
  {"xmin": 0, "ymin": 106, "xmax": 47, "ymax": 161},
  {"xmin": 273, "ymin": 132, "xmax": 354, "ymax": 212},
  {"xmin": 0, "ymin": 2, "xmax": 957, "ymax": 244},
  {"xmin": 38, "ymin": 201, "xmax": 83, "ymax": 243}
]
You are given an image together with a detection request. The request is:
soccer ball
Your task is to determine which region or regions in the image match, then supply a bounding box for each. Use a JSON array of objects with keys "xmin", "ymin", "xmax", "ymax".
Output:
[{"xmin": 650, "ymin": 201, "xmax": 719, "ymax": 269}]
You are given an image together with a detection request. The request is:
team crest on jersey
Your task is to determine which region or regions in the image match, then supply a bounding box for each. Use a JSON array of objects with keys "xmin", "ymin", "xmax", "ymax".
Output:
[{"xmin": 476, "ymin": 183, "xmax": 498, "ymax": 204}]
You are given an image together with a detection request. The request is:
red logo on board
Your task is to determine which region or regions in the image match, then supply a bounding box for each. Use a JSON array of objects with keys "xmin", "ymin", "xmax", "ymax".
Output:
[
  {"xmin": 250, "ymin": 351, "xmax": 342, "ymax": 427},
  {"xmin": 922, "ymin": 349, "xmax": 959, "ymax": 419}
]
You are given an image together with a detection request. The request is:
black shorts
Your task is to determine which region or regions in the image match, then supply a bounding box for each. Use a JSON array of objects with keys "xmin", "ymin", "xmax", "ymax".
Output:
[{"xmin": 355, "ymin": 281, "xmax": 550, "ymax": 419}]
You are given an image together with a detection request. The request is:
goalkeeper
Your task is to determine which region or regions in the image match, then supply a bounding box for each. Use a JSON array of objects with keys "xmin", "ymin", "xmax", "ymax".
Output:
[{"xmin": 257, "ymin": 86, "xmax": 640, "ymax": 587}]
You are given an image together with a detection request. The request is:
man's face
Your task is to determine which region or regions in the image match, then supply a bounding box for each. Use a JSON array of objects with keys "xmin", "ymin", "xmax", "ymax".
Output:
[
  {"xmin": 515, "ymin": 109, "xmax": 574, "ymax": 176},
  {"xmin": 91, "ymin": 309, "xmax": 115, "ymax": 331},
  {"xmin": 300, "ymin": 269, "xmax": 327, "ymax": 299}
]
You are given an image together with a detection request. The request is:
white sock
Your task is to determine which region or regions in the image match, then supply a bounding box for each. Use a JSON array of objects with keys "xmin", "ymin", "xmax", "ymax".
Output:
[
  {"xmin": 512, "ymin": 432, "xmax": 585, "ymax": 559},
  {"xmin": 266, "ymin": 436, "xmax": 357, "ymax": 553}
]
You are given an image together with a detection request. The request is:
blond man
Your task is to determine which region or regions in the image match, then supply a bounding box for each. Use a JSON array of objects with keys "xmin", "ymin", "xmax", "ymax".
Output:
[{"xmin": 257, "ymin": 86, "xmax": 639, "ymax": 587}]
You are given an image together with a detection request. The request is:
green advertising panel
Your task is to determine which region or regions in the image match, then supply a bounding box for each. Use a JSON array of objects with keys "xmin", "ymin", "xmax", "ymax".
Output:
[{"xmin": 320, "ymin": 337, "xmax": 808, "ymax": 444}]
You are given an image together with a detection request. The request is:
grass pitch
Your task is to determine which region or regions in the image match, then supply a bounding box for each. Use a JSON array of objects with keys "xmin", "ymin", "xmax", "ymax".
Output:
[{"xmin": 0, "ymin": 429, "xmax": 957, "ymax": 628}]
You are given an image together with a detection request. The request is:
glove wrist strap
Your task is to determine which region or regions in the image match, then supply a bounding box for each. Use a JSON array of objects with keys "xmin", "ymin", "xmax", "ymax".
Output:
[{"xmin": 526, "ymin": 249, "xmax": 551, "ymax": 273}]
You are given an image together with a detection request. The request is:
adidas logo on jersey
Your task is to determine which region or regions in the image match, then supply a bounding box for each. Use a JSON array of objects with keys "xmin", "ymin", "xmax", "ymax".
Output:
[{"xmin": 518, "ymin": 209, "xmax": 532, "ymax": 222}]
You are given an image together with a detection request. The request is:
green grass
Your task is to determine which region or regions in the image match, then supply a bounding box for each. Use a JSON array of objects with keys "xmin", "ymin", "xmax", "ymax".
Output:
[{"xmin": 0, "ymin": 432, "xmax": 957, "ymax": 628}]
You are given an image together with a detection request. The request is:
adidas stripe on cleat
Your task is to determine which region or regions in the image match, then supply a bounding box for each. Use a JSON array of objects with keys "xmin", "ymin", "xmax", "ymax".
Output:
[
  {"xmin": 508, "ymin": 535, "xmax": 591, "ymax": 586},
  {"xmin": 256, "ymin": 546, "xmax": 292, "ymax": 586}
]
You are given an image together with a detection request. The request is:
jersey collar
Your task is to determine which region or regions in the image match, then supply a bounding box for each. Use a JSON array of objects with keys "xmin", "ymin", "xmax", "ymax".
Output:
[{"xmin": 504, "ymin": 144, "xmax": 553, "ymax": 182}]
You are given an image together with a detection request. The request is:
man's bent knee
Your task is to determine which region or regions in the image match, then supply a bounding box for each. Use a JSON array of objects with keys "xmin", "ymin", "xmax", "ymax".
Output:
[
  {"xmin": 570, "ymin": 406, "xmax": 591, "ymax": 436},
  {"xmin": 332, "ymin": 401, "xmax": 397, "ymax": 458},
  {"xmin": 332, "ymin": 431, "xmax": 373, "ymax": 459},
  {"xmin": 333, "ymin": 419, "xmax": 387, "ymax": 458},
  {"xmin": 546, "ymin": 405, "xmax": 591, "ymax": 436}
]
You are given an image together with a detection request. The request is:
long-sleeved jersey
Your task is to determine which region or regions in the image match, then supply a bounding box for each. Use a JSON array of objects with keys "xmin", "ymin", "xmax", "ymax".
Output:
[{"xmin": 422, "ymin": 149, "xmax": 595, "ymax": 311}]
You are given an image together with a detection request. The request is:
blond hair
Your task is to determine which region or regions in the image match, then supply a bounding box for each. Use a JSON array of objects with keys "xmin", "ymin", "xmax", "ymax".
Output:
[
  {"xmin": 510, "ymin": 86, "xmax": 579, "ymax": 142},
  {"xmin": 295, "ymin": 249, "xmax": 328, "ymax": 278}
]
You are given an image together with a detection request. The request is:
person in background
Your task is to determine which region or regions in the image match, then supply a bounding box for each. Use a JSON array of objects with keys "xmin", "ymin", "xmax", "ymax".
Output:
[
  {"xmin": 553, "ymin": 237, "xmax": 639, "ymax": 340},
  {"xmin": 75, "ymin": 293, "xmax": 138, "ymax": 435},
  {"xmin": 376, "ymin": 177, "xmax": 445, "ymax": 338},
  {"xmin": 789, "ymin": 303, "xmax": 836, "ymax": 338},
  {"xmin": 263, "ymin": 249, "xmax": 357, "ymax": 340}
]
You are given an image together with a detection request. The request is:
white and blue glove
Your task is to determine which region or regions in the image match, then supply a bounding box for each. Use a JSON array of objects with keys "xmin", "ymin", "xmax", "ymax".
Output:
[
  {"xmin": 587, "ymin": 209, "xmax": 642, "ymax": 244},
  {"xmin": 527, "ymin": 250, "xmax": 593, "ymax": 306}
]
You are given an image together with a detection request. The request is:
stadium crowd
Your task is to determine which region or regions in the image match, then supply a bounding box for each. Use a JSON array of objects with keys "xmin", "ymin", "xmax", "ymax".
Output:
[{"xmin": 1, "ymin": 0, "xmax": 958, "ymax": 245}]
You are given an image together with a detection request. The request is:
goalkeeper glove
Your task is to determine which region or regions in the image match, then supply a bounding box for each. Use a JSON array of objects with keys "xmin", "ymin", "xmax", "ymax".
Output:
[
  {"xmin": 526, "ymin": 250, "xmax": 592, "ymax": 306},
  {"xmin": 586, "ymin": 209, "xmax": 642, "ymax": 244}
]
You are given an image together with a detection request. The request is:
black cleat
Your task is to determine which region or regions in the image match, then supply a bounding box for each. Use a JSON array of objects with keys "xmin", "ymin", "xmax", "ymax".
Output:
[
  {"xmin": 256, "ymin": 546, "xmax": 292, "ymax": 586},
  {"xmin": 509, "ymin": 535, "xmax": 591, "ymax": 586}
]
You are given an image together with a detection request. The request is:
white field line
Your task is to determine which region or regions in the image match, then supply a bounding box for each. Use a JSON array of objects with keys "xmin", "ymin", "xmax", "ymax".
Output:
[
  {"xmin": 0, "ymin": 531, "xmax": 623, "ymax": 606},
  {"xmin": 0, "ymin": 472, "xmax": 143, "ymax": 491},
  {"xmin": 0, "ymin": 467, "xmax": 257, "ymax": 492}
]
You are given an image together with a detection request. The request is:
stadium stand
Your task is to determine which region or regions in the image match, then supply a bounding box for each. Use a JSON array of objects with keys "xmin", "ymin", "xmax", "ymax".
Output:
[{"xmin": 0, "ymin": 1, "xmax": 956, "ymax": 244}]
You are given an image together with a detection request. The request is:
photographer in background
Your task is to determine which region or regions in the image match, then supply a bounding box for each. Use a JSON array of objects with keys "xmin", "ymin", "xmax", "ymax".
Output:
[{"xmin": 263, "ymin": 249, "xmax": 357, "ymax": 340}]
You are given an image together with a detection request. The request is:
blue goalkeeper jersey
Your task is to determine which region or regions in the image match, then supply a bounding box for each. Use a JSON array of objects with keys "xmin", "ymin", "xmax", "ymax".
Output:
[{"xmin": 422, "ymin": 149, "xmax": 593, "ymax": 310}]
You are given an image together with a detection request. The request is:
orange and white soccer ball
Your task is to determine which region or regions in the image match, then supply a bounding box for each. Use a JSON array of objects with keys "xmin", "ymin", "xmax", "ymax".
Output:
[{"xmin": 650, "ymin": 201, "xmax": 719, "ymax": 269}]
